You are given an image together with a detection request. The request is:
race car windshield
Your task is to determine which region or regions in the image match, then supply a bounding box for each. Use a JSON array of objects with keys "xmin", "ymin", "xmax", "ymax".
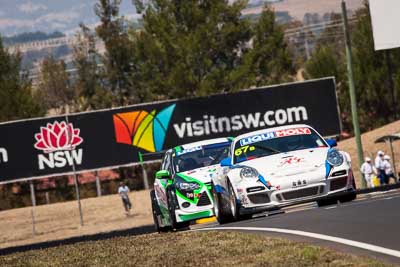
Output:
[
  {"xmin": 233, "ymin": 127, "xmax": 327, "ymax": 164},
  {"xmin": 173, "ymin": 142, "xmax": 231, "ymax": 172}
]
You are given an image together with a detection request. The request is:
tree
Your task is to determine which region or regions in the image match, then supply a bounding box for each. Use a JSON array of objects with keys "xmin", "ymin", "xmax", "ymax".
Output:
[
  {"xmin": 304, "ymin": 2, "xmax": 400, "ymax": 133},
  {"xmin": 73, "ymin": 24, "xmax": 114, "ymax": 110},
  {"xmin": 242, "ymin": 8, "xmax": 294, "ymax": 87},
  {"xmin": 95, "ymin": 0, "xmax": 136, "ymax": 105},
  {"xmin": 304, "ymin": 45, "xmax": 352, "ymax": 132},
  {"xmin": 131, "ymin": 0, "xmax": 294, "ymax": 99},
  {"xmin": 351, "ymin": 4, "xmax": 400, "ymax": 131},
  {"xmin": 36, "ymin": 56, "xmax": 75, "ymax": 114},
  {"xmin": 0, "ymin": 35, "xmax": 43, "ymax": 122}
]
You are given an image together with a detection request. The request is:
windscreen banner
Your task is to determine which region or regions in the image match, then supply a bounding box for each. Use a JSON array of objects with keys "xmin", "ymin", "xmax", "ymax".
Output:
[{"xmin": 0, "ymin": 77, "xmax": 341, "ymax": 183}]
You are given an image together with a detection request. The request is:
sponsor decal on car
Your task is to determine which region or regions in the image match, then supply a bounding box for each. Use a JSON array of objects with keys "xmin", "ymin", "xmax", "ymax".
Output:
[
  {"xmin": 0, "ymin": 147, "xmax": 8, "ymax": 163},
  {"xmin": 185, "ymin": 192, "xmax": 202, "ymax": 199},
  {"xmin": 240, "ymin": 195, "xmax": 248, "ymax": 205},
  {"xmin": 113, "ymin": 104, "xmax": 176, "ymax": 152},
  {"xmin": 275, "ymin": 127, "xmax": 311, "ymax": 137},
  {"xmin": 176, "ymin": 146, "xmax": 202, "ymax": 156},
  {"xmin": 240, "ymin": 132, "xmax": 276, "ymax": 146},
  {"xmin": 34, "ymin": 121, "xmax": 84, "ymax": 170},
  {"xmin": 239, "ymin": 127, "xmax": 311, "ymax": 146},
  {"xmin": 292, "ymin": 179, "xmax": 307, "ymax": 188},
  {"xmin": 279, "ymin": 156, "xmax": 304, "ymax": 166}
]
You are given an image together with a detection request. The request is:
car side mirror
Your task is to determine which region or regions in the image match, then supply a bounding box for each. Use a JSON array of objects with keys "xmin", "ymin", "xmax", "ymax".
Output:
[
  {"xmin": 326, "ymin": 139, "xmax": 337, "ymax": 147},
  {"xmin": 220, "ymin": 157, "xmax": 232, "ymax": 167},
  {"xmin": 155, "ymin": 170, "xmax": 170, "ymax": 179}
]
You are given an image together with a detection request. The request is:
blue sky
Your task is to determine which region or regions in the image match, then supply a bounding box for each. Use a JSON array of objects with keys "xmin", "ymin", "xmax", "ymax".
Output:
[{"xmin": 0, "ymin": 0, "xmax": 139, "ymax": 36}]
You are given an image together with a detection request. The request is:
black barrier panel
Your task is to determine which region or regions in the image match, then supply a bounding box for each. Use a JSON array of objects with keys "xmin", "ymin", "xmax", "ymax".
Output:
[{"xmin": 0, "ymin": 78, "xmax": 340, "ymax": 182}]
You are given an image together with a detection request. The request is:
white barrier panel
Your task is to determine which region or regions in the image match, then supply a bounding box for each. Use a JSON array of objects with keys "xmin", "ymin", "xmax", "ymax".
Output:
[{"xmin": 369, "ymin": 0, "xmax": 400, "ymax": 51}]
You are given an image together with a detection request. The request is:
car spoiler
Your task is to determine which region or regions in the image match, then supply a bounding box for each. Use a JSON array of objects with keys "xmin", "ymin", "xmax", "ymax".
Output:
[{"xmin": 138, "ymin": 150, "xmax": 166, "ymax": 164}]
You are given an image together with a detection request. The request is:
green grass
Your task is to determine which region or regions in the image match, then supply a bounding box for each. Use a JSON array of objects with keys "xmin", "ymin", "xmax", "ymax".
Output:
[{"xmin": 0, "ymin": 231, "xmax": 391, "ymax": 267}]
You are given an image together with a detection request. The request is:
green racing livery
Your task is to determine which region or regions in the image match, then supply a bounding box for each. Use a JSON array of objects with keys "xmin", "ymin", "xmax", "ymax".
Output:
[{"xmin": 150, "ymin": 137, "xmax": 231, "ymax": 232}]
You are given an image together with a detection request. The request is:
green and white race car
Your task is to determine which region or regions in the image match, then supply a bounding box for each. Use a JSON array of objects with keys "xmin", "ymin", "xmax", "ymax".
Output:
[{"xmin": 150, "ymin": 137, "xmax": 232, "ymax": 232}]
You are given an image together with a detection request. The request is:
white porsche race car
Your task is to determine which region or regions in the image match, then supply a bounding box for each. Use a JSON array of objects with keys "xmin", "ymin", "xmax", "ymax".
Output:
[{"xmin": 212, "ymin": 124, "xmax": 356, "ymax": 223}]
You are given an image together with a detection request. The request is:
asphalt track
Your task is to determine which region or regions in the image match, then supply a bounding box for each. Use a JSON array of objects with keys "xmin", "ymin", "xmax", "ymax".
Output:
[
  {"xmin": 198, "ymin": 190, "xmax": 400, "ymax": 265},
  {"xmin": 2, "ymin": 188, "xmax": 400, "ymax": 265}
]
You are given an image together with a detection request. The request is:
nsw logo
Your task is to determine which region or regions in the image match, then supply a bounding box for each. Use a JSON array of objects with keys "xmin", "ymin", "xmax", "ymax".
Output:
[
  {"xmin": 113, "ymin": 104, "xmax": 176, "ymax": 152},
  {"xmin": 34, "ymin": 121, "xmax": 84, "ymax": 170},
  {"xmin": 0, "ymin": 147, "xmax": 8, "ymax": 163}
]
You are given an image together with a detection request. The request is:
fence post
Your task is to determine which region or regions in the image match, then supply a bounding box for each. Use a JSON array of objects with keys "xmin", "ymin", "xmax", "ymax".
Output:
[
  {"xmin": 65, "ymin": 113, "xmax": 84, "ymax": 227},
  {"xmin": 138, "ymin": 152, "xmax": 149, "ymax": 189},
  {"xmin": 29, "ymin": 180, "xmax": 36, "ymax": 236},
  {"xmin": 95, "ymin": 170, "xmax": 102, "ymax": 197}
]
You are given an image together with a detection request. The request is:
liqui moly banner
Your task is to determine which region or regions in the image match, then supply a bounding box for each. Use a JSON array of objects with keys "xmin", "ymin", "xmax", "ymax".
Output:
[{"xmin": 0, "ymin": 77, "xmax": 341, "ymax": 183}]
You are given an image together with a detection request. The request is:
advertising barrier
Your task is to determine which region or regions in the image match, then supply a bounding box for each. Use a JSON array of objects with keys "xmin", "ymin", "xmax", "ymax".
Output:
[{"xmin": 0, "ymin": 77, "xmax": 341, "ymax": 183}]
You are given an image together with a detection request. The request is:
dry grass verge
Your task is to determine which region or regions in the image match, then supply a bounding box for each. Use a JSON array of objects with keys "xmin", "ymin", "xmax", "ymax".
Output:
[
  {"xmin": 0, "ymin": 231, "xmax": 389, "ymax": 267},
  {"xmin": 0, "ymin": 190, "xmax": 152, "ymax": 249}
]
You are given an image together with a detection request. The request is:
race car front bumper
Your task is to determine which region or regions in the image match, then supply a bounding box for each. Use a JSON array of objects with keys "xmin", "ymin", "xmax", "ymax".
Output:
[
  {"xmin": 175, "ymin": 207, "xmax": 215, "ymax": 222},
  {"xmin": 174, "ymin": 190, "xmax": 215, "ymax": 223},
  {"xmin": 237, "ymin": 172, "xmax": 356, "ymax": 215}
]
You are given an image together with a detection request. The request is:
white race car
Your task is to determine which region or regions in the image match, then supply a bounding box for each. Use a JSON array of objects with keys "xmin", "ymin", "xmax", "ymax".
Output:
[{"xmin": 212, "ymin": 124, "xmax": 356, "ymax": 223}]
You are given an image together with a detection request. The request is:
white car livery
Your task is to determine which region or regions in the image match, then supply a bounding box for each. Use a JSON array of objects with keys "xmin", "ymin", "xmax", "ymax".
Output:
[
  {"xmin": 212, "ymin": 124, "xmax": 356, "ymax": 223},
  {"xmin": 150, "ymin": 137, "xmax": 232, "ymax": 231}
]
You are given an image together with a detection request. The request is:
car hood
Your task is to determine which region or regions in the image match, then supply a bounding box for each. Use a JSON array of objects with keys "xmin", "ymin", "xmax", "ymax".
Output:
[
  {"xmin": 238, "ymin": 147, "xmax": 329, "ymax": 178},
  {"xmin": 178, "ymin": 165, "xmax": 219, "ymax": 184}
]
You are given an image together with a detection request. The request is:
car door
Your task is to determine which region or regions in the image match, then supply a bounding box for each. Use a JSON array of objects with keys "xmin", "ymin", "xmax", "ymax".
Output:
[{"xmin": 155, "ymin": 151, "xmax": 171, "ymax": 209}]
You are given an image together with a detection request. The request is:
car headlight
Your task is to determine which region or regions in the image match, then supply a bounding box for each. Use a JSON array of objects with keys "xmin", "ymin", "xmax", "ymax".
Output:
[
  {"xmin": 175, "ymin": 178, "xmax": 200, "ymax": 191},
  {"xmin": 326, "ymin": 149, "xmax": 344, "ymax": 166},
  {"xmin": 240, "ymin": 167, "xmax": 259, "ymax": 179}
]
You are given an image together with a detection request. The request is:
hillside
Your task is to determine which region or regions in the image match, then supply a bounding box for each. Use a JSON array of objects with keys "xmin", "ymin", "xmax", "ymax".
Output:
[{"xmin": 338, "ymin": 120, "xmax": 400, "ymax": 187}]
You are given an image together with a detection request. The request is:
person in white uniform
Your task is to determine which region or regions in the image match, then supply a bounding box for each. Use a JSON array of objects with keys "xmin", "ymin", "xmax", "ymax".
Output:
[
  {"xmin": 383, "ymin": 155, "xmax": 397, "ymax": 184},
  {"xmin": 360, "ymin": 157, "xmax": 376, "ymax": 188},
  {"xmin": 375, "ymin": 150, "xmax": 387, "ymax": 185}
]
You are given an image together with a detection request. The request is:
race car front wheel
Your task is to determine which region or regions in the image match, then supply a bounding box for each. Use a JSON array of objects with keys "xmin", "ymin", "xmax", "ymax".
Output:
[
  {"xmin": 212, "ymin": 184, "xmax": 232, "ymax": 224},
  {"xmin": 228, "ymin": 181, "xmax": 241, "ymax": 221},
  {"xmin": 167, "ymin": 188, "xmax": 190, "ymax": 230},
  {"xmin": 150, "ymin": 190, "xmax": 169, "ymax": 233}
]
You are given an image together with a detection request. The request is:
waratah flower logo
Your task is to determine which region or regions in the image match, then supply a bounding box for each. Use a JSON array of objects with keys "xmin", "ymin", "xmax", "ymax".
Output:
[{"xmin": 34, "ymin": 121, "xmax": 83, "ymax": 153}]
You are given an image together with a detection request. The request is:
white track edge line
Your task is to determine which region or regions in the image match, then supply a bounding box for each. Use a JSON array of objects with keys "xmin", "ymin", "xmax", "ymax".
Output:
[{"xmin": 195, "ymin": 227, "xmax": 400, "ymax": 258}]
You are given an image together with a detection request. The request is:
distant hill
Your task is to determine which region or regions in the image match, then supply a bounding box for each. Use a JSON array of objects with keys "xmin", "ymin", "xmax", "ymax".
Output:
[
  {"xmin": 3, "ymin": 31, "xmax": 65, "ymax": 46},
  {"xmin": 0, "ymin": 0, "xmax": 363, "ymax": 37}
]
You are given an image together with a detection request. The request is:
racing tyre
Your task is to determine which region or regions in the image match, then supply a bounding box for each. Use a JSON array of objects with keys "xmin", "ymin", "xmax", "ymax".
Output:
[
  {"xmin": 167, "ymin": 188, "xmax": 190, "ymax": 230},
  {"xmin": 339, "ymin": 192, "xmax": 356, "ymax": 203},
  {"xmin": 317, "ymin": 198, "xmax": 338, "ymax": 207},
  {"xmin": 212, "ymin": 184, "xmax": 232, "ymax": 224},
  {"xmin": 339, "ymin": 179, "xmax": 357, "ymax": 203},
  {"xmin": 150, "ymin": 190, "xmax": 169, "ymax": 233},
  {"xmin": 340, "ymin": 180, "xmax": 357, "ymax": 203},
  {"xmin": 228, "ymin": 181, "xmax": 241, "ymax": 221}
]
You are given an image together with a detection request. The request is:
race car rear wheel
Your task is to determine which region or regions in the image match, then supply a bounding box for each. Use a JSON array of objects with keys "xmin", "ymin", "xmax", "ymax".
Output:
[
  {"xmin": 339, "ymin": 192, "xmax": 357, "ymax": 203},
  {"xmin": 212, "ymin": 184, "xmax": 232, "ymax": 224},
  {"xmin": 317, "ymin": 198, "xmax": 337, "ymax": 207},
  {"xmin": 150, "ymin": 190, "xmax": 169, "ymax": 233},
  {"xmin": 167, "ymin": 188, "xmax": 190, "ymax": 230}
]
